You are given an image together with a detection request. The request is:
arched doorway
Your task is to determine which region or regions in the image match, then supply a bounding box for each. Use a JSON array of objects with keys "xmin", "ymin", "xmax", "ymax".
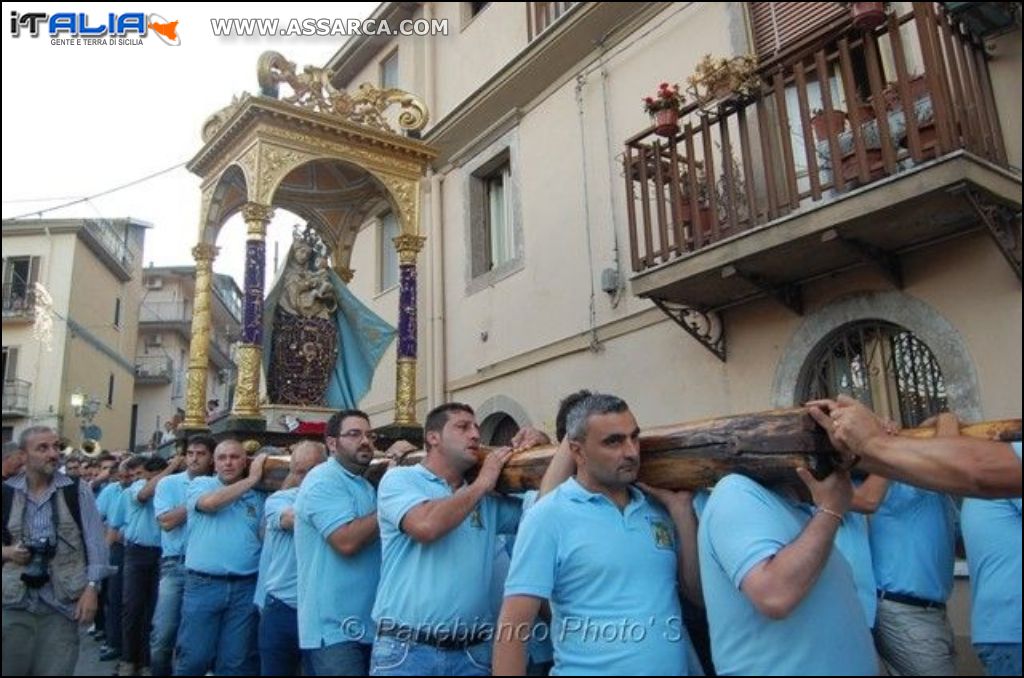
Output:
[{"xmin": 799, "ymin": 320, "xmax": 948, "ymax": 427}]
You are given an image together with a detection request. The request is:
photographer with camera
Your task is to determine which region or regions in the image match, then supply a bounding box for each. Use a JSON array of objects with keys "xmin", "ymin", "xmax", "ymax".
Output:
[{"xmin": 2, "ymin": 426, "xmax": 109, "ymax": 676}]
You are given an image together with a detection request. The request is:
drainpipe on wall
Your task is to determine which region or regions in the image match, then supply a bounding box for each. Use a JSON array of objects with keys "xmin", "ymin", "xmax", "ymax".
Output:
[{"xmin": 428, "ymin": 169, "xmax": 446, "ymax": 409}]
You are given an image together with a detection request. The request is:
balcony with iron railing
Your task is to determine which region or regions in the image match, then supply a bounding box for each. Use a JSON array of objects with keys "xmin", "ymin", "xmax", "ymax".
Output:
[
  {"xmin": 80, "ymin": 219, "xmax": 140, "ymax": 281},
  {"xmin": 2, "ymin": 379, "xmax": 31, "ymax": 417},
  {"xmin": 140, "ymin": 301, "xmax": 191, "ymax": 326},
  {"xmin": 2, "ymin": 283, "xmax": 35, "ymax": 322},
  {"xmin": 624, "ymin": 3, "xmax": 1021, "ymax": 359},
  {"xmin": 135, "ymin": 355, "xmax": 174, "ymax": 384}
]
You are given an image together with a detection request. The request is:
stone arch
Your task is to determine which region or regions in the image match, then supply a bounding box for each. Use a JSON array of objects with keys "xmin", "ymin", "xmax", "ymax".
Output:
[
  {"xmin": 476, "ymin": 395, "xmax": 534, "ymax": 442},
  {"xmin": 771, "ymin": 291, "xmax": 983, "ymax": 420},
  {"xmin": 199, "ymin": 163, "xmax": 248, "ymax": 246}
]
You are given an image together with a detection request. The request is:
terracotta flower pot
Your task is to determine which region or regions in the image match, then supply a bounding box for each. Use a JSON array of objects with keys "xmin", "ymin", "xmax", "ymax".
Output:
[
  {"xmin": 850, "ymin": 2, "xmax": 887, "ymax": 31},
  {"xmin": 653, "ymin": 108, "xmax": 680, "ymax": 138},
  {"xmin": 811, "ymin": 110, "xmax": 847, "ymax": 141}
]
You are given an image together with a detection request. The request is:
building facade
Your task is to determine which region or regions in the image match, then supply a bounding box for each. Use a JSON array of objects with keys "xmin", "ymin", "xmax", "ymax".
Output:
[
  {"xmin": 309, "ymin": 4, "xmax": 1021, "ymax": 668},
  {"xmin": 133, "ymin": 266, "xmax": 242, "ymax": 450},
  {"xmin": 2, "ymin": 218, "xmax": 149, "ymax": 450},
  {"xmin": 321, "ymin": 1, "xmax": 1019, "ymax": 438}
]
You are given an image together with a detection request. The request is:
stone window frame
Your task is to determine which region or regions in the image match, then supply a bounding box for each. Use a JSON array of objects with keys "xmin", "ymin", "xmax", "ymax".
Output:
[
  {"xmin": 463, "ymin": 132, "xmax": 524, "ymax": 295},
  {"xmin": 770, "ymin": 291, "xmax": 982, "ymax": 420}
]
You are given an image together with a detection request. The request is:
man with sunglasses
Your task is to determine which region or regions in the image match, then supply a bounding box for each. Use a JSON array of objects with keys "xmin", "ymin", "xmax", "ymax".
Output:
[{"xmin": 295, "ymin": 409, "xmax": 383, "ymax": 675}]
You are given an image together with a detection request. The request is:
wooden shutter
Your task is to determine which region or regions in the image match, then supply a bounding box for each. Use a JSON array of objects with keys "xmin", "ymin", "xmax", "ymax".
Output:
[
  {"xmin": 27, "ymin": 256, "xmax": 40, "ymax": 288},
  {"xmin": 750, "ymin": 2, "xmax": 846, "ymax": 59},
  {"xmin": 3, "ymin": 347, "xmax": 17, "ymax": 381}
]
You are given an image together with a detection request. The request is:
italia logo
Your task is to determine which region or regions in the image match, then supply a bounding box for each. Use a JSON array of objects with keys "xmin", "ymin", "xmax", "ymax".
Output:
[{"xmin": 9, "ymin": 11, "xmax": 181, "ymax": 45}]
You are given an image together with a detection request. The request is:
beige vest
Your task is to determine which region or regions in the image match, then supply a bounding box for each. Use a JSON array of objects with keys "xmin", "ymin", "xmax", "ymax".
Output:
[{"xmin": 2, "ymin": 486, "xmax": 87, "ymax": 606}]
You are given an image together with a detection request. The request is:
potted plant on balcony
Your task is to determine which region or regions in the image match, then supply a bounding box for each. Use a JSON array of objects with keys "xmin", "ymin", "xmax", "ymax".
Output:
[
  {"xmin": 686, "ymin": 54, "xmax": 761, "ymax": 110},
  {"xmin": 810, "ymin": 107, "xmax": 848, "ymax": 142},
  {"xmin": 843, "ymin": 2, "xmax": 891, "ymax": 31},
  {"xmin": 643, "ymin": 82, "xmax": 685, "ymax": 137}
]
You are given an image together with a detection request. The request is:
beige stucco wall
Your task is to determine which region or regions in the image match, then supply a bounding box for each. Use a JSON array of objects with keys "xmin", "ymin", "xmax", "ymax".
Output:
[
  {"xmin": 444, "ymin": 231, "xmax": 1020, "ymax": 431},
  {"xmin": 62, "ymin": 237, "xmax": 143, "ymax": 450},
  {"xmin": 2, "ymin": 232, "xmax": 77, "ymax": 438},
  {"xmin": 988, "ymin": 28, "xmax": 1022, "ymax": 169}
]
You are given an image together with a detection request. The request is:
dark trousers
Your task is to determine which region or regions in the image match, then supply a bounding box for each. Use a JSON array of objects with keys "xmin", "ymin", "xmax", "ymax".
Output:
[
  {"xmin": 122, "ymin": 543, "xmax": 161, "ymax": 667},
  {"xmin": 105, "ymin": 542, "xmax": 125, "ymax": 653}
]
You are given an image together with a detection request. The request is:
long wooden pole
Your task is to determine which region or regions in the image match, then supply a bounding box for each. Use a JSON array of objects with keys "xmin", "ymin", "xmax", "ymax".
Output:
[{"xmin": 258, "ymin": 409, "xmax": 1021, "ymax": 493}]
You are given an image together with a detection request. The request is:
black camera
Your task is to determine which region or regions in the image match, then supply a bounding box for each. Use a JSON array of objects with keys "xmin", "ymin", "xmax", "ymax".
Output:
[{"xmin": 20, "ymin": 538, "xmax": 56, "ymax": 588}]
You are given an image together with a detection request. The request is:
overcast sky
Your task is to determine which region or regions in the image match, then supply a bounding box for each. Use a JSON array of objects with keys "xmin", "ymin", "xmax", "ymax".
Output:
[{"xmin": 2, "ymin": 2, "xmax": 379, "ymax": 287}]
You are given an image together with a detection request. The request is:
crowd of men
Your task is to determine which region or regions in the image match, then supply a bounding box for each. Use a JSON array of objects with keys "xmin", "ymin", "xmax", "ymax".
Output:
[{"xmin": 2, "ymin": 392, "xmax": 1021, "ymax": 677}]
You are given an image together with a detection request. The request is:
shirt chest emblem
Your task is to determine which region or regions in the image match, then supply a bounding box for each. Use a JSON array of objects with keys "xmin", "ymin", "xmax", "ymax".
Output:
[{"xmin": 648, "ymin": 518, "xmax": 674, "ymax": 550}]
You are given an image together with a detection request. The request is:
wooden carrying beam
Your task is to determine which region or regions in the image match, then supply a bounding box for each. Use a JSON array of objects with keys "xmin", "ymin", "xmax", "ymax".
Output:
[{"xmin": 259, "ymin": 409, "xmax": 1021, "ymax": 493}]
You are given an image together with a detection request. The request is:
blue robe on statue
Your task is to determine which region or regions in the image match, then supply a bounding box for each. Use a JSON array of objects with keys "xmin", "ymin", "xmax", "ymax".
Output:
[{"xmin": 263, "ymin": 254, "xmax": 395, "ymax": 409}]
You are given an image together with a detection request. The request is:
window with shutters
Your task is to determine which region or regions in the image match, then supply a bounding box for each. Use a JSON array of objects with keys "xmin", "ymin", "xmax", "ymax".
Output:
[
  {"xmin": 749, "ymin": 2, "xmax": 847, "ymax": 60},
  {"xmin": 2, "ymin": 256, "xmax": 40, "ymax": 316}
]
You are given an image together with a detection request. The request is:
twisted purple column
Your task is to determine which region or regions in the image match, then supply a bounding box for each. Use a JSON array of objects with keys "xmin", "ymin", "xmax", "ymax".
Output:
[
  {"xmin": 242, "ymin": 239, "xmax": 265, "ymax": 344},
  {"xmin": 398, "ymin": 263, "xmax": 417, "ymax": 358}
]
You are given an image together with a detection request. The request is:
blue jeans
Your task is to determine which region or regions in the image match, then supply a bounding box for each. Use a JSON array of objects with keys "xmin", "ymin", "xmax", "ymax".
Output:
[
  {"xmin": 976, "ymin": 643, "xmax": 1023, "ymax": 676},
  {"xmin": 369, "ymin": 635, "xmax": 491, "ymax": 676},
  {"xmin": 306, "ymin": 639, "xmax": 371, "ymax": 676},
  {"xmin": 149, "ymin": 558, "xmax": 185, "ymax": 676},
  {"xmin": 174, "ymin": 573, "xmax": 259, "ymax": 676},
  {"xmin": 258, "ymin": 594, "xmax": 308, "ymax": 676}
]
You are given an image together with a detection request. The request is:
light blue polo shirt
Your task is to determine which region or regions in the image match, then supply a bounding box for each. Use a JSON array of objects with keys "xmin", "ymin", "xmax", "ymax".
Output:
[
  {"xmin": 185, "ymin": 475, "xmax": 265, "ymax": 576},
  {"xmin": 124, "ymin": 478, "xmax": 162, "ymax": 547},
  {"xmin": 961, "ymin": 442, "xmax": 1022, "ymax": 645},
  {"xmin": 372, "ymin": 463, "xmax": 521, "ymax": 634},
  {"xmin": 832, "ymin": 511, "xmax": 877, "ymax": 627},
  {"xmin": 295, "ymin": 459, "xmax": 381, "ymax": 648},
  {"xmin": 107, "ymin": 485, "xmax": 131, "ymax": 531},
  {"xmin": 96, "ymin": 481, "xmax": 123, "ymax": 523},
  {"xmin": 255, "ymin": 488, "xmax": 300, "ymax": 610},
  {"xmin": 505, "ymin": 478, "xmax": 689, "ymax": 676},
  {"xmin": 699, "ymin": 474, "xmax": 877, "ymax": 676},
  {"xmin": 870, "ymin": 482, "xmax": 956, "ymax": 603},
  {"xmin": 153, "ymin": 471, "xmax": 192, "ymax": 558}
]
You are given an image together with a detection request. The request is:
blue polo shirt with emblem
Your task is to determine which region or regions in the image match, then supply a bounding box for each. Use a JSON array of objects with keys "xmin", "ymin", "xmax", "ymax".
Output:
[
  {"xmin": 699, "ymin": 474, "xmax": 877, "ymax": 676},
  {"xmin": 255, "ymin": 488, "xmax": 300, "ymax": 610},
  {"xmin": 870, "ymin": 481, "xmax": 956, "ymax": 604},
  {"xmin": 504, "ymin": 478, "xmax": 689, "ymax": 676},
  {"xmin": 124, "ymin": 478, "xmax": 162, "ymax": 547},
  {"xmin": 153, "ymin": 471, "xmax": 193, "ymax": 558},
  {"xmin": 295, "ymin": 459, "xmax": 381, "ymax": 648},
  {"xmin": 185, "ymin": 475, "xmax": 265, "ymax": 576},
  {"xmin": 373, "ymin": 463, "xmax": 521, "ymax": 634},
  {"xmin": 961, "ymin": 442, "xmax": 1022, "ymax": 645}
]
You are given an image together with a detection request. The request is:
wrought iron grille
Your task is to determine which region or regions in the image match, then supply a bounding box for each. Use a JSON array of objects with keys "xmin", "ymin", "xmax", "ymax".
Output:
[{"xmin": 801, "ymin": 321, "xmax": 948, "ymax": 428}]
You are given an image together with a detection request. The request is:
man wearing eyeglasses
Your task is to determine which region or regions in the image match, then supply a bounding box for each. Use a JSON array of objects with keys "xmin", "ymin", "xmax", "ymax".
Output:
[{"xmin": 294, "ymin": 410, "xmax": 383, "ymax": 675}]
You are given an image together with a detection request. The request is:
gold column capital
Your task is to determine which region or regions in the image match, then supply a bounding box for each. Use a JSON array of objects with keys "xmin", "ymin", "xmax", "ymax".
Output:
[
  {"xmin": 394, "ymin": 234, "xmax": 426, "ymax": 266},
  {"xmin": 192, "ymin": 242, "xmax": 220, "ymax": 264},
  {"xmin": 242, "ymin": 202, "xmax": 274, "ymax": 239}
]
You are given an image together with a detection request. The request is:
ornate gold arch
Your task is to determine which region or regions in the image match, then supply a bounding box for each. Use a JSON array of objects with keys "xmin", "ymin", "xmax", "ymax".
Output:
[{"xmin": 182, "ymin": 52, "xmax": 437, "ymax": 432}]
